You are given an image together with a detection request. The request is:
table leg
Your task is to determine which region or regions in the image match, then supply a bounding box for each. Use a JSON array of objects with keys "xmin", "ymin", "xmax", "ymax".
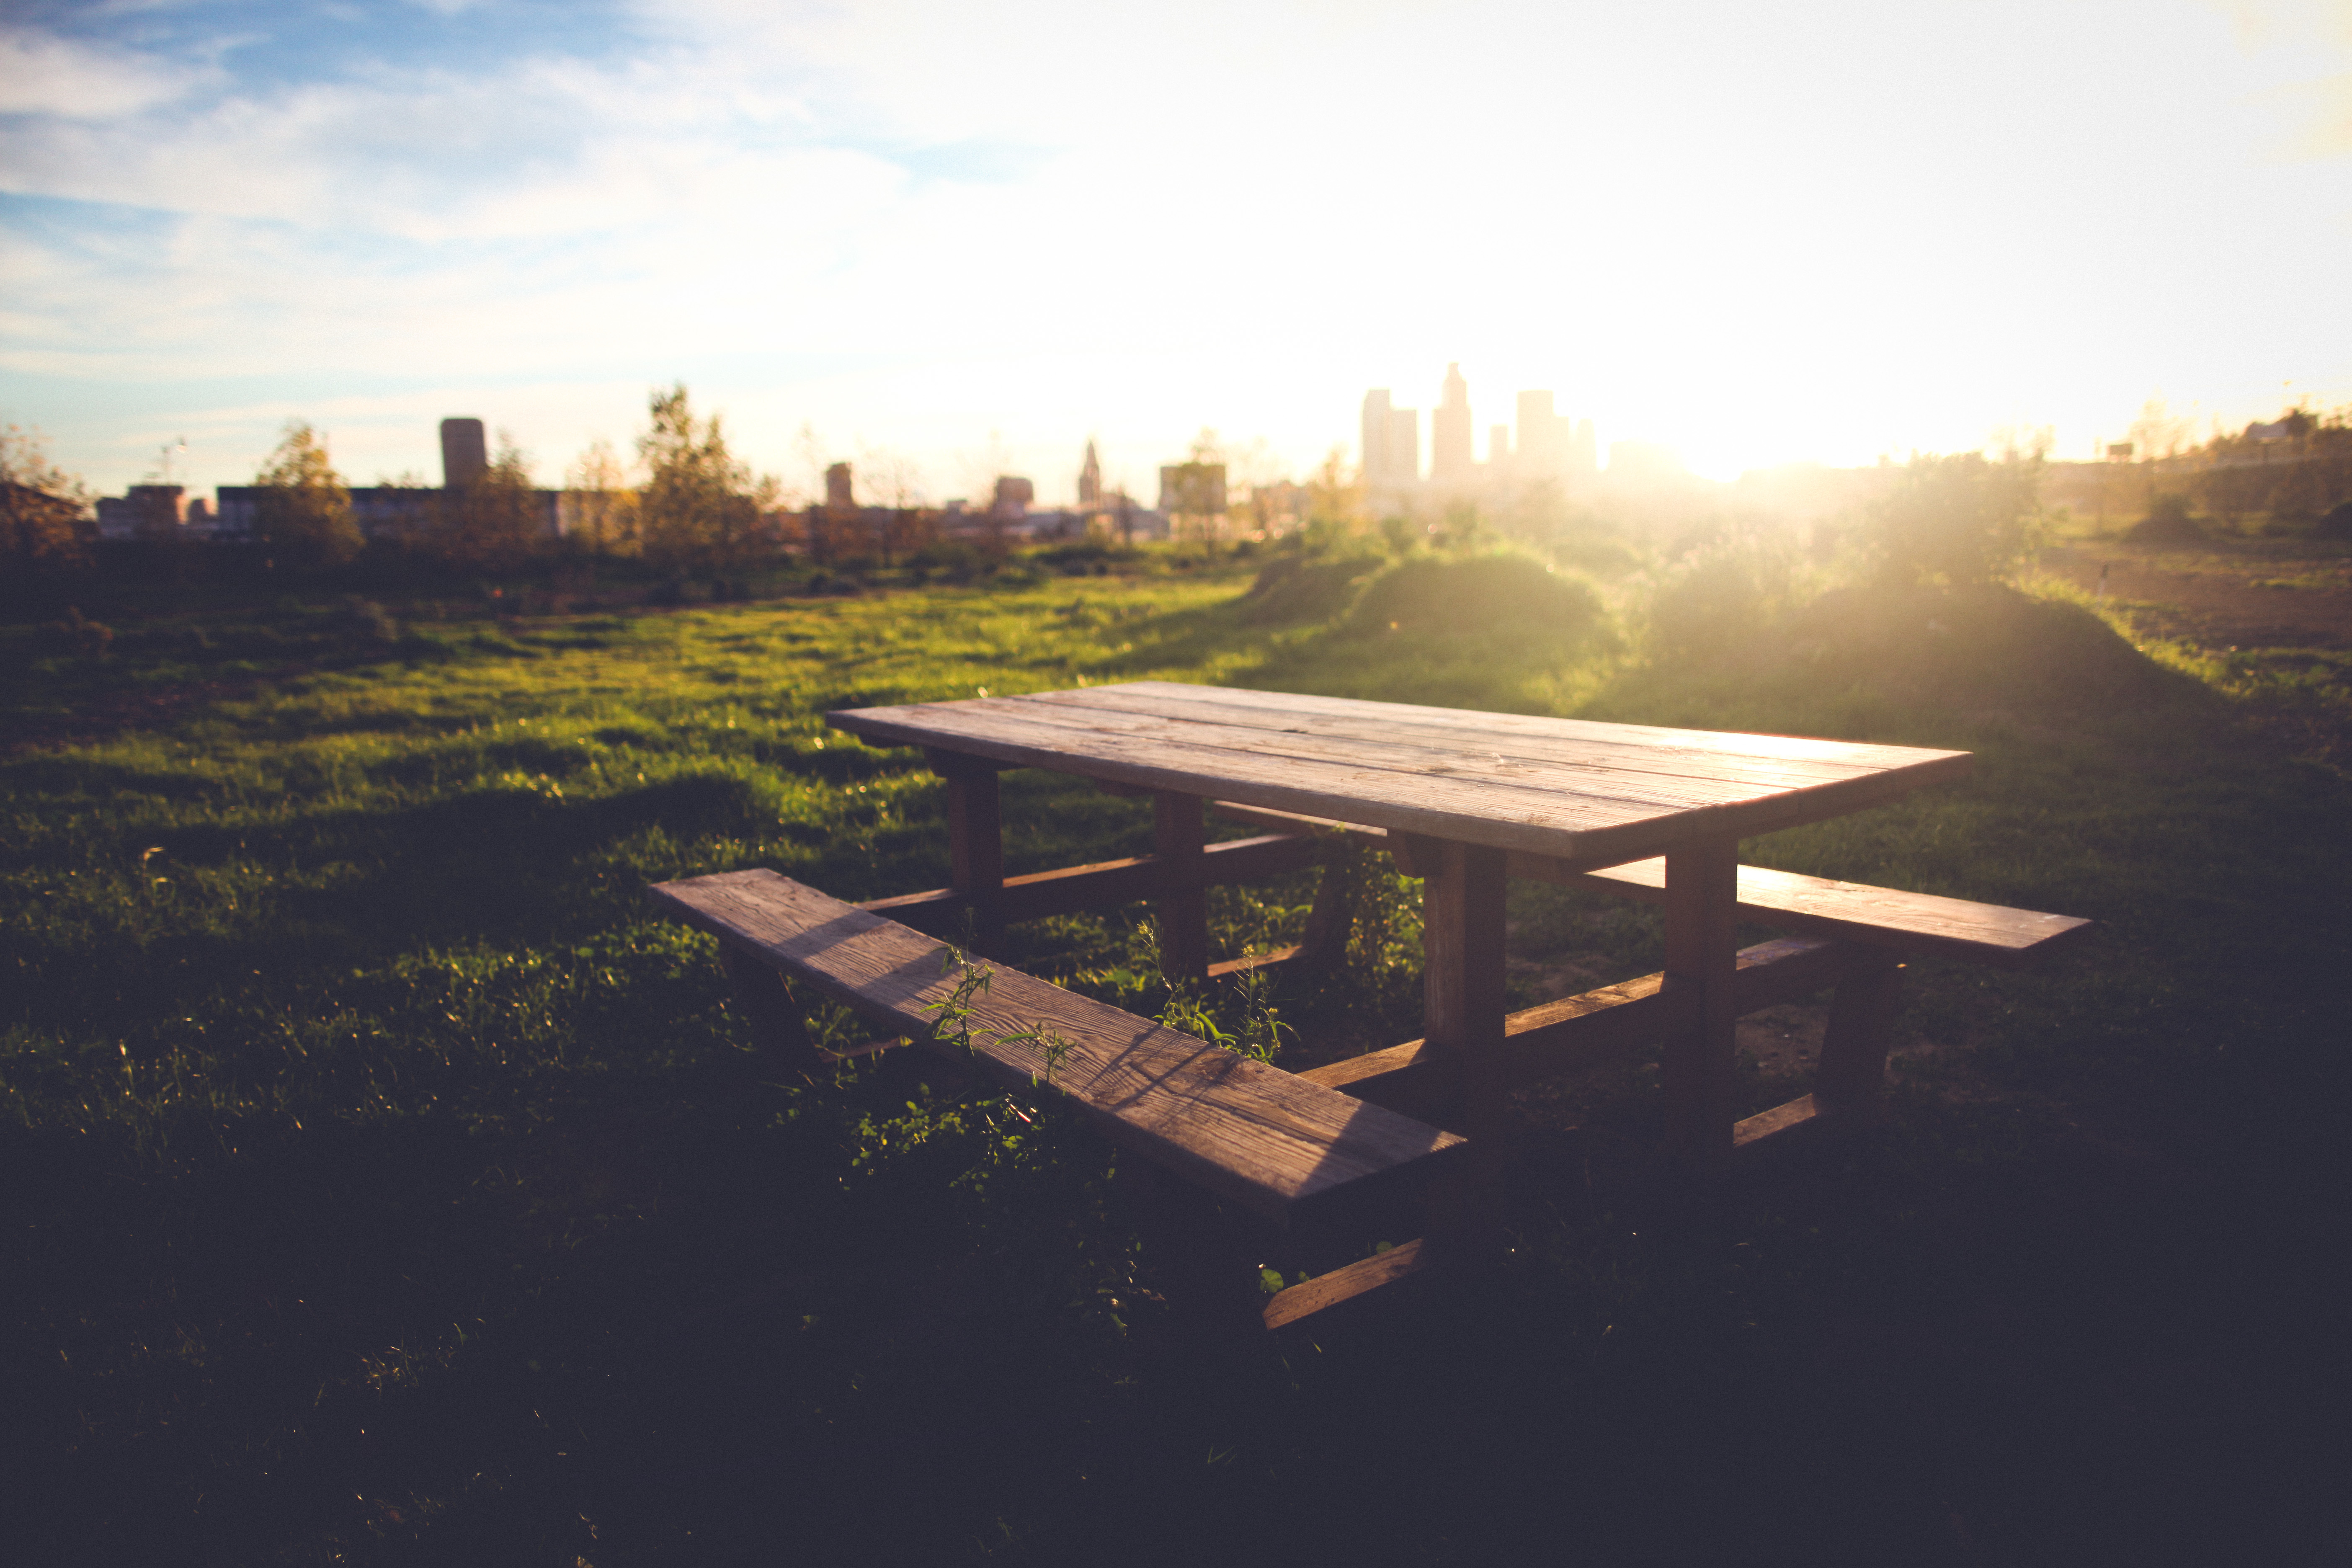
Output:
[
  {"xmin": 1661, "ymin": 833, "xmax": 1739, "ymax": 1171},
  {"xmin": 1154, "ymin": 791, "xmax": 1210, "ymax": 987},
  {"xmin": 1421, "ymin": 837, "xmax": 1508, "ymax": 1256},
  {"xmin": 934, "ymin": 754, "xmax": 1005, "ymax": 954}
]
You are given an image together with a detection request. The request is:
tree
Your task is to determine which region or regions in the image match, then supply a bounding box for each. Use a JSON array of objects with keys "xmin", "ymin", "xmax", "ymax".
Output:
[
  {"xmin": 1, "ymin": 425, "xmax": 94, "ymax": 572},
  {"xmin": 1866, "ymin": 451, "xmax": 2041, "ymax": 587},
  {"xmin": 253, "ymin": 422, "xmax": 363, "ymax": 570},
  {"xmin": 1303, "ymin": 447, "xmax": 1366, "ymax": 532},
  {"xmin": 564, "ymin": 438, "xmax": 640, "ymax": 556},
  {"xmin": 636, "ymin": 385, "xmax": 775, "ymax": 574},
  {"xmin": 439, "ymin": 432, "xmax": 546, "ymax": 573}
]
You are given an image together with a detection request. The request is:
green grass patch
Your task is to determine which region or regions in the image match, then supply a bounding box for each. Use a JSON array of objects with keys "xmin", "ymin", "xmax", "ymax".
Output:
[{"xmin": 3, "ymin": 562, "xmax": 2343, "ymax": 1562}]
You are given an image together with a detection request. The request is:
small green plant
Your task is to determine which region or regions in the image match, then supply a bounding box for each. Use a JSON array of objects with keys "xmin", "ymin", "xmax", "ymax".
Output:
[
  {"xmin": 921, "ymin": 944, "xmax": 995, "ymax": 1057},
  {"xmin": 1158, "ymin": 966, "xmax": 1291, "ymax": 1064},
  {"xmin": 925, "ymin": 944, "xmax": 1078, "ymax": 1086}
]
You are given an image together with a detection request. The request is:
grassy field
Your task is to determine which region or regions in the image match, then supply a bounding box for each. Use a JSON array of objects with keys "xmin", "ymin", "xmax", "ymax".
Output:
[{"xmin": 5, "ymin": 549, "xmax": 2347, "ymax": 1564}]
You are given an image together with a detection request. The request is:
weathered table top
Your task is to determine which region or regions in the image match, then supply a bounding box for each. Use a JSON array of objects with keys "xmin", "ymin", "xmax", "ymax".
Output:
[{"xmin": 826, "ymin": 681, "xmax": 1971, "ymax": 864}]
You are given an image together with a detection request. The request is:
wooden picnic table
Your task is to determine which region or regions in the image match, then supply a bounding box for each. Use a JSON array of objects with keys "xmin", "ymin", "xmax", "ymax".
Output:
[{"xmin": 826, "ymin": 681, "xmax": 1974, "ymax": 1178}]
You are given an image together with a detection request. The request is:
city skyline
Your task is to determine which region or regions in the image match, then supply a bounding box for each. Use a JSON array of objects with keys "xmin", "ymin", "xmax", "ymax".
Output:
[{"xmin": 5, "ymin": 2, "xmax": 2349, "ymax": 502}]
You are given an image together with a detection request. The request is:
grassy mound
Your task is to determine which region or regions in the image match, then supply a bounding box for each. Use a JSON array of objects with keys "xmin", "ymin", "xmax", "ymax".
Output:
[
  {"xmin": 1236, "ymin": 545, "xmax": 1387, "ymax": 625},
  {"xmin": 1340, "ymin": 551, "xmax": 1604, "ymax": 642},
  {"xmin": 1783, "ymin": 582, "xmax": 2208, "ymax": 718}
]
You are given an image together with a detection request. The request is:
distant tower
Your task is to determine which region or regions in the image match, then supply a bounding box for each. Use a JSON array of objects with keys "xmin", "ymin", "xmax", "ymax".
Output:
[
  {"xmin": 825, "ymin": 462, "xmax": 855, "ymax": 510},
  {"xmin": 1430, "ymin": 364, "xmax": 1473, "ymax": 483},
  {"xmin": 1079, "ymin": 441, "xmax": 1102, "ymax": 506},
  {"xmin": 1362, "ymin": 390, "xmax": 1394, "ymax": 480},
  {"xmin": 1362, "ymin": 389, "xmax": 1420, "ymax": 486},
  {"xmin": 439, "ymin": 418, "xmax": 488, "ymax": 489},
  {"xmin": 1516, "ymin": 391, "xmax": 1571, "ymax": 478},
  {"xmin": 1388, "ymin": 406, "xmax": 1419, "ymax": 483}
]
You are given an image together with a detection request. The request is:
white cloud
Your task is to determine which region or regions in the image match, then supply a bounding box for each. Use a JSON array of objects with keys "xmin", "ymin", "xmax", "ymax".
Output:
[
  {"xmin": 5, "ymin": 0, "xmax": 2351, "ymax": 497},
  {"xmin": 0, "ymin": 26, "xmax": 213, "ymax": 119}
]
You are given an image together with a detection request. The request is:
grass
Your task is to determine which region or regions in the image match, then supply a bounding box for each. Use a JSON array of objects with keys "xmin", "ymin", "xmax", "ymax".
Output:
[{"xmin": 5, "ymin": 553, "xmax": 2348, "ymax": 1564}]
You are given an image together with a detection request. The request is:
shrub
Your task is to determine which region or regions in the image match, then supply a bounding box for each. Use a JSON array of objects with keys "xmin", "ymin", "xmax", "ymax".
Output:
[
  {"xmin": 42, "ymin": 605, "xmax": 112, "ymax": 658},
  {"xmin": 2128, "ymin": 493, "xmax": 2202, "ymax": 544},
  {"xmin": 1867, "ymin": 451, "xmax": 2041, "ymax": 585},
  {"xmin": 337, "ymin": 596, "xmax": 398, "ymax": 647},
  {"xmin": 1643, "ymin": 533, "xmax": 1802, "ymax": 662}
]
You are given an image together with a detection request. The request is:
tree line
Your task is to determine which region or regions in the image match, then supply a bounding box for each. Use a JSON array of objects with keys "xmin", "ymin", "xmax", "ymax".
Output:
[{"xmin": 3, "ymin": 385, "xmax": 908, "ymax": 580}]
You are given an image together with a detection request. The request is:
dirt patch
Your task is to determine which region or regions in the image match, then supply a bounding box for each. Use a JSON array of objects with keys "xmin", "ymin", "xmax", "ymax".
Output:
[{"xmin": 2039, "ymin": 544, "xmax": 2352, "ymax": 650}]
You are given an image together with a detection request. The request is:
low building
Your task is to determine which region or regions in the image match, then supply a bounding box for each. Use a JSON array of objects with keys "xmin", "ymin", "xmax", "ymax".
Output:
[{"xmin": 93, "ymin": 485, "xmax": 187, "ymax": 540}]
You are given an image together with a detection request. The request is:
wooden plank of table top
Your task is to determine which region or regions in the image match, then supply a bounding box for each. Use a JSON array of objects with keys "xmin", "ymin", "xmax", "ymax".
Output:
[
  {"xmin": 1083, "ymin": 682, "xmax": 1965, "ymax": 774},
  {"xmin": 1020, "ymin": 683, "xmax": 1941, "ymax": 792},
  {"xmin": 835, "ymin": 699, "xmax": 1680, "ymax": 858},
  {"xmin": 982, "ymin": 693, "xmax": 1934, "ymax": 811},
  {"xmin": 650, "ymin": 869, "xmax": 1464, "ymax": 1222},
  {"xmin": 829, "ymin": 696, "xmax": 1967, "ymax": 861}
]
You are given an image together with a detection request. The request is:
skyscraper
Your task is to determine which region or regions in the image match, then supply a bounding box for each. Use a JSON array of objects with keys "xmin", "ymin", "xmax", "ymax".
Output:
[
  {"xmin": 439, "ymin": 418, "xmax": 487, "ymax": 489},
  {"xmin": 1078, "ymin": 440, "xmax": 1101, "ymax": 505},
  {"xmin": 1515, "ymin": 390, "xmax": 1563, "ymax": 477},
  {"xmin": 1362, "ymin": 389, "xmax": 1419, "ymax": 486},
  {"xmin": 1430, "ymin": 363, "xmax": 1474, "ymax": 483}
]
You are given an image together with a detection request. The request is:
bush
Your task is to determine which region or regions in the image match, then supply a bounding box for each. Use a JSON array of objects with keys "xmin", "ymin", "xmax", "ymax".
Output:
[
  {"xmin": 336, "ymin": 595, "xmax": 398, "ymax": 647},
  {"xmin": 1643, "ymin": 534, "xmax": 1802, "ymax": 662},
  {"xmin": 42, "ymin": 605, "xmax": 112, "ymax": 658},
  {"xmin": 2129, "ymin": 493, "xmax": 2202, "ymax": 544},
  {"xmin": 1867, "ymin": 451, "xmax": 2041, "ymax": 585}
]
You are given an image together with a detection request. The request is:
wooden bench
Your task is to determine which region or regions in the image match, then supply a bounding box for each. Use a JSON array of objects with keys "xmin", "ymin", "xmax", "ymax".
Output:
[
  {"xmin": 648, "ymin": 868, "xmax": 1472, "ymax": 1328},
  {"xmin": 1207, "ymin": 801, "xmax": 2092, "ymax": 1155}
]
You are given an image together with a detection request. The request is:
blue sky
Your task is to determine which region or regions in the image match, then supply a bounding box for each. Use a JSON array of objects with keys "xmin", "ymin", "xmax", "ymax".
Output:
[{"xmin": 5, "ymin": 0, "xmax": 2350, "ymax": 503}]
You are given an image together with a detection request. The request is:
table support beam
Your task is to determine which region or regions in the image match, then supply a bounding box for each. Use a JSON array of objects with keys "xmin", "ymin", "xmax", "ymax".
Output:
[
  {"xmin": 1662, "ymin": 833, "xmax": 1740, "ymax": 1171},
  {"xmin": 933, "ymin": 753, "xmax": 1005, "ymax": 954},
  {"xmin": 1154, "ymin": 791, "xmax": 1210, "ymax": 986}
]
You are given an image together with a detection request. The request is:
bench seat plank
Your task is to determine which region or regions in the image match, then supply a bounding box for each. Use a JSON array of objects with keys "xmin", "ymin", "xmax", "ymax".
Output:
[
  {"xmin": 1206, "ymin": 801, "xmax": 2090, "ymax": 968},
  {"xmin": 650, "ymin": 869, "xmax": 1466, "ymax": 1224},
  {"xmin": 1554, "ymin": 857, "xmax": 2090, "ymax": 968}
]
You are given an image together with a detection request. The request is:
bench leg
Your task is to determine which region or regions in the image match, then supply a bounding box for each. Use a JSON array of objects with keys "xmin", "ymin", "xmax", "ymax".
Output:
[
  {"xmin": 721, "ymin": 948, "xmax": 828, "ymax": 1079},
  {"xmin": 1154, "ymin": 791, "xmax": 1210, "ymax": 988},
  {"xmin": 1814, "ymin": 951, "xmax": 1905, "ymax": 1117},
  {"xmin": 1661, "ymin": 833, "xmax": 1740, "ymax": 1174},
  {"xmin": 1295, "ymin": 836, "xmax": 1365, "ymax": 972},
  {"xmin": 1121, "ymin": 1160, "xmax": 1266, "ymax": 1334}
]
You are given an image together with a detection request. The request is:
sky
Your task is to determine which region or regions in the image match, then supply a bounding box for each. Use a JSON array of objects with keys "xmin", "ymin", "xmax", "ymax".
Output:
[{"xmin": 3, "ymin": 0, "xmax": 2350, "ymax": 505}]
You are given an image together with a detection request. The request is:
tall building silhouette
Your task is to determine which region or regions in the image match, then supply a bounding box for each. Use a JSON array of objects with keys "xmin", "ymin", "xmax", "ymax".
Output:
[
  {"xmin": 1359, "ymin": 369, "xmax": 1594, "ymax": 501},
  {"xmin": 439, "ymin": 418, "xmax": 487, "ymax": 488},
  {"xmin": 1362, "ymin": 389, "xmax": 1419, "ymax": 486},
  {"xmin": 1430, "ymin": 363, "xmax": 1474, "ymax": 483},
  {"xmin": 1078, "ymin": 440, "xmax": 1102, "ymax": 505}
]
